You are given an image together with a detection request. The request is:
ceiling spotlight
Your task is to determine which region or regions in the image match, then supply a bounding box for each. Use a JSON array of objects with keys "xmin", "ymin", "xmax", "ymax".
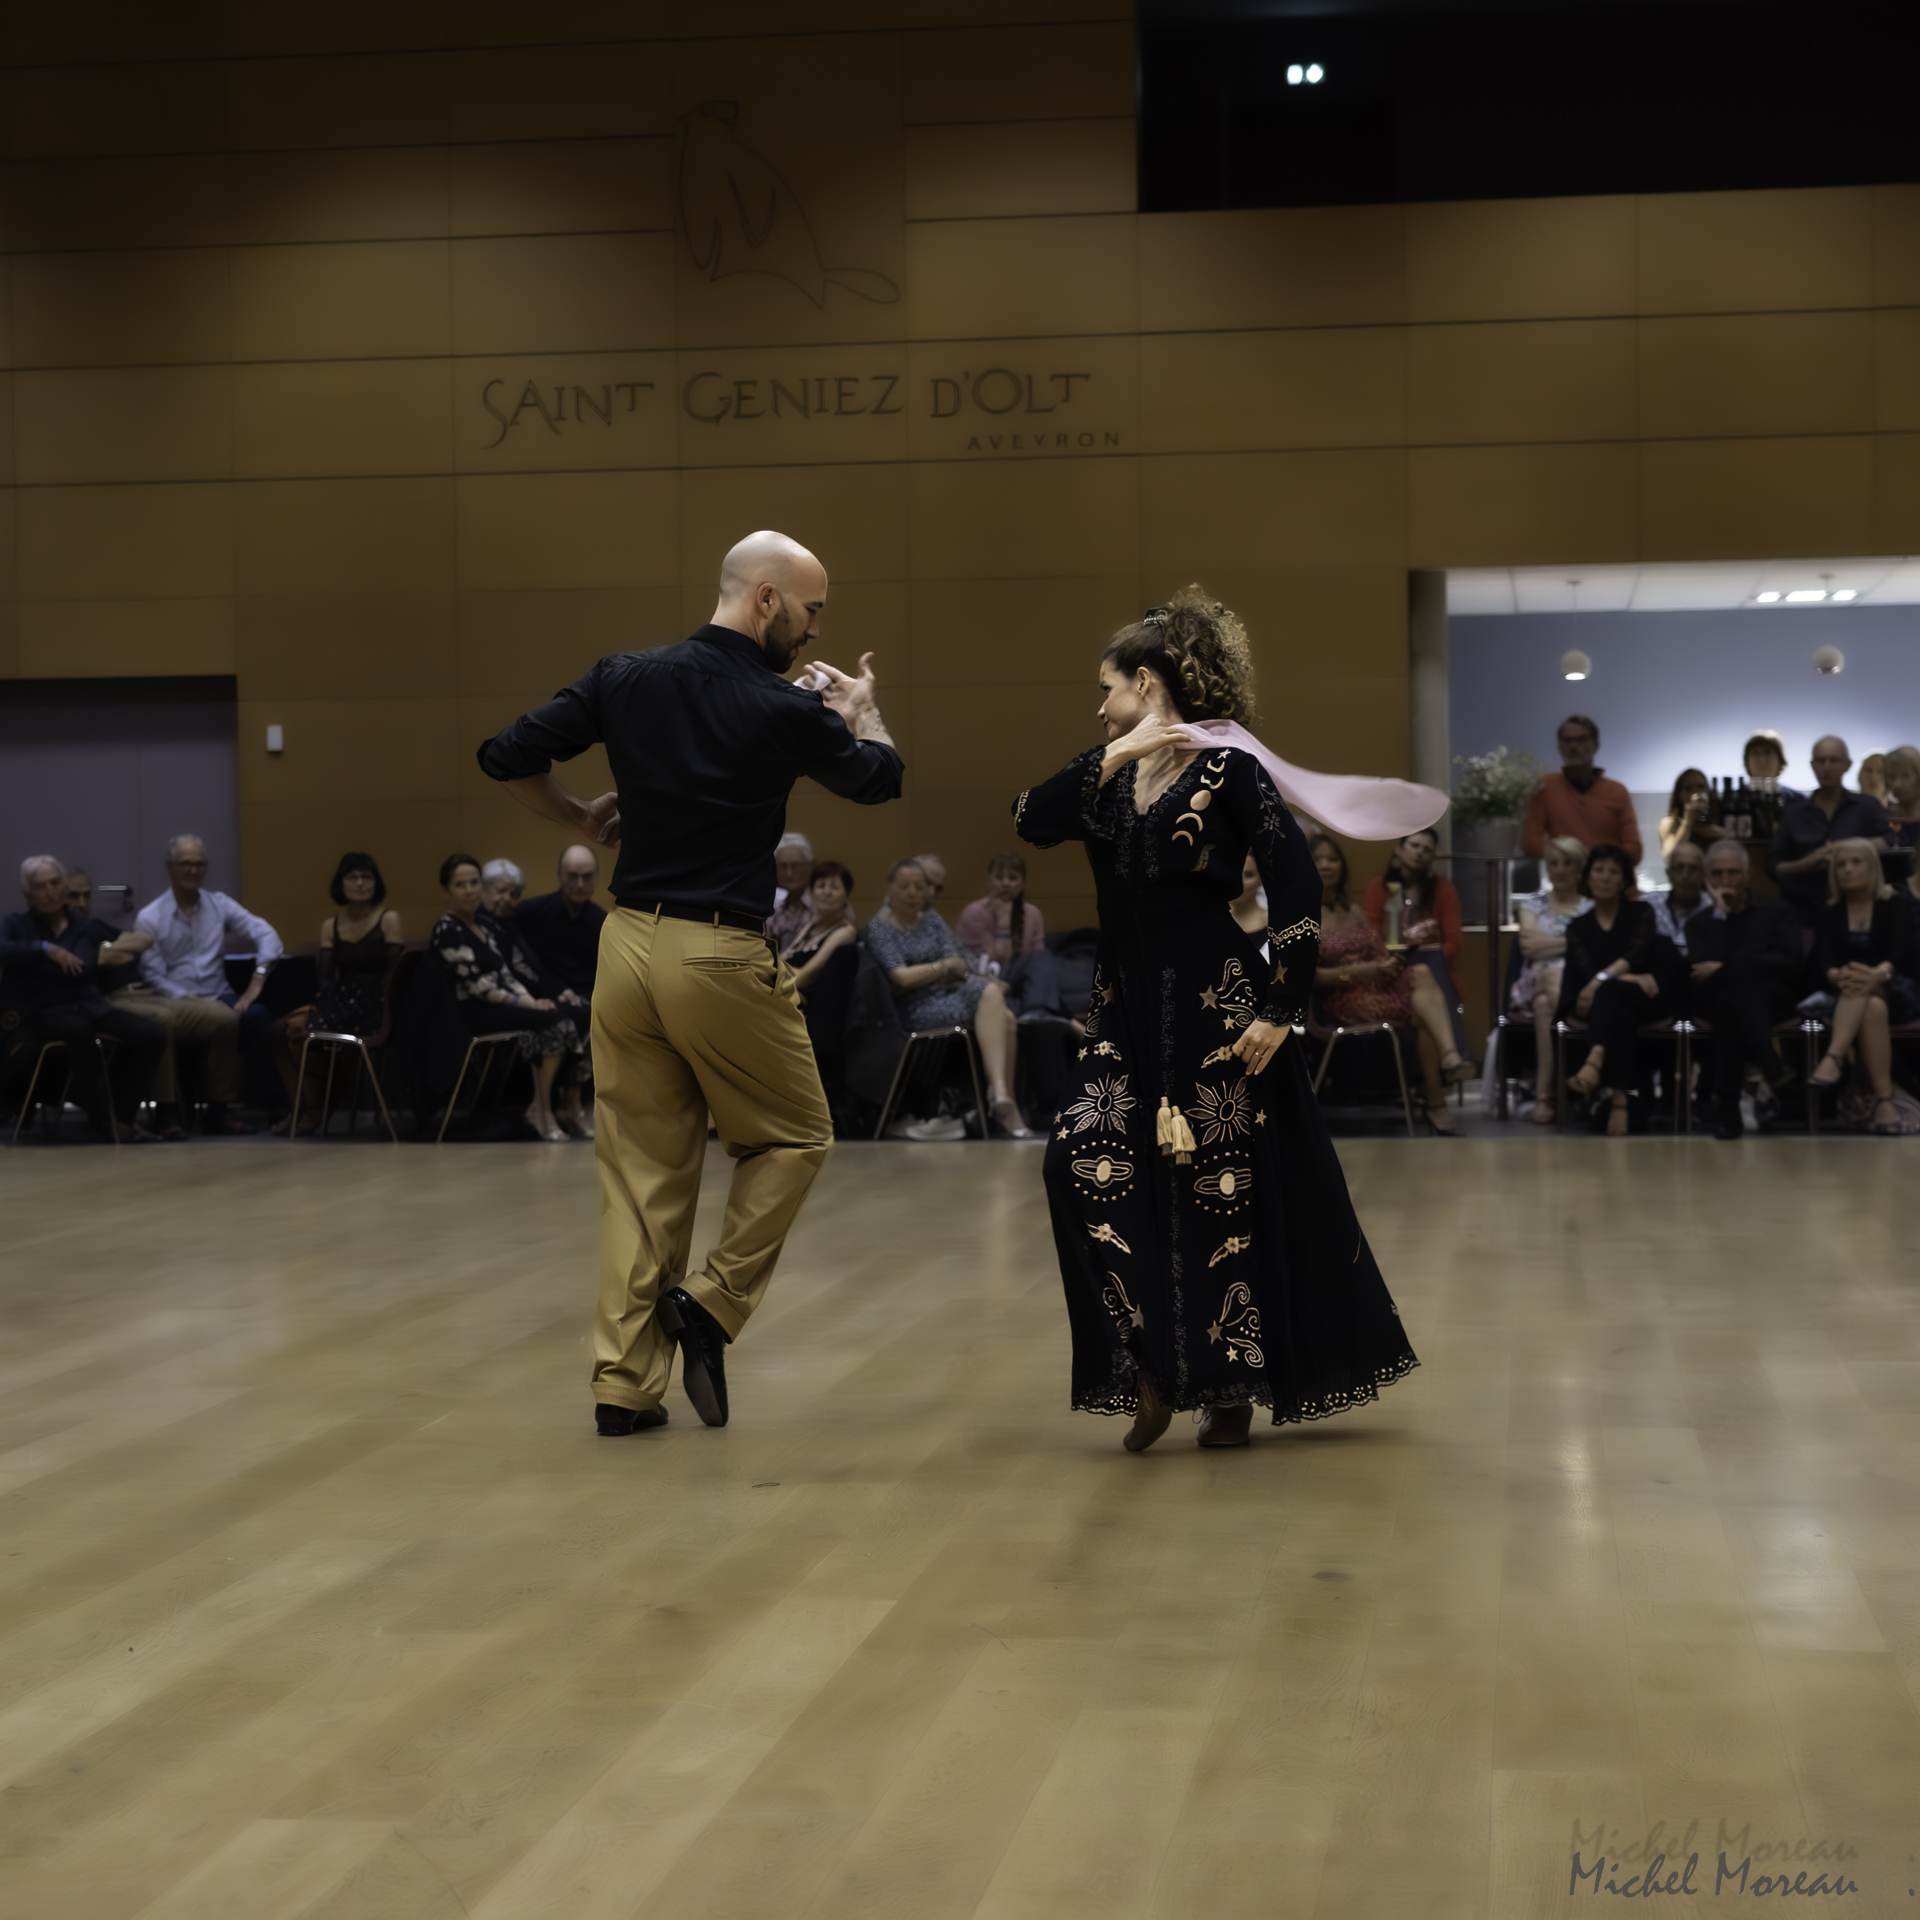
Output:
[
  {"xmin": 1831, "ymin": 587, "xmax": 1858, "ymax": 601},
  {"xmin": 1305, "ymin": 63, "xmax": 1324, "ymax": 82},
  {"xmin": 1287, "ymin": 62, "xmax": 1304, "ymax": 82},
  {"xmin": 1813, "ymin": 645, "xmax": 1844, "ymax": 676},
  {"xmin": 1785, "ymin": 589, "xmax": 1826, "ymax": 602},
  {"xmin": 1755, "ymin": 591, "xmax": 1781, "ymax": 604},
  {"xmin": 1560, "ymin": 649, "xmax": 1592, "ymax": 682}
]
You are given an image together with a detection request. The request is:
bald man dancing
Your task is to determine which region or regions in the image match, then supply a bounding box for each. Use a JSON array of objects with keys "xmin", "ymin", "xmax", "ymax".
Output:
[{"xmin": 479, "ymin": 533, "xmax": 903, "ymax": 1434}]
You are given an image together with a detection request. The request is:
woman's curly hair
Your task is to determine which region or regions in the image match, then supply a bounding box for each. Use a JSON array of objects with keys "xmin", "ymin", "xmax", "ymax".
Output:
[{"xmin": 1102, "ymin": 584, "xmax": 1256, "ymax": 724}]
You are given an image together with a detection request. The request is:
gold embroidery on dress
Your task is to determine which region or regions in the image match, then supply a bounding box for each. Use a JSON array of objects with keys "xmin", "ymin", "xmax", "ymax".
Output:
[
  {"xmin": 1209, "ymin": 1234, "xmax": 1253, "ymax": 1267},
  {"xmin": 1207, "ymin": 1280, "xmax": 1264, "ymax": 1367},
  {"xmin": 1190, "ymin": 1078, "xmax": 1252, "ymax": 1144},
  {"xmin": 1197, "ymin": 959, "xmax": 1257, "ymax": 1031},
  {"xmin": 1103, "ymin": 1270, "xmax": 1145, "ymax": 1331},
  {"xmin": 1087, "ymin": 1221, "xmax": 1132, "ymax": 1254},
  {"xmin": 1071, "ymin": 1152, "xmax": 1135, "ymax": 1199},
  {"xmin": 1193, "ymin": 1163, "xmax": 1252, "ymax": 1209},
  {"xmin": 1171, "ymin": 751, "xmax": 1232, "ymax": 845},
  {"xmin": 1061, "ymin": 1073, "xmax": 1136, "ymax": 1137}
]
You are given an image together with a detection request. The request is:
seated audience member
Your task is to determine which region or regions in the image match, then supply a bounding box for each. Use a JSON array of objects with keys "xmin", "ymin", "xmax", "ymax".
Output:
[
  {"xmin": 1, "ymin": 856, "xmax": 165, "ymax": 1142},
  {"xmin": 1878, "ymin": 744, "xmax": 1920, "ymax": 878},
  {"xmin": 1805, "ymin": 839, "xmax": 1917, "ymax": 1136},
  {"xmin": 517, "ymin": 845, "xmax": 607, "ymax": 1001},
  {"xmin": 1231, "ymin": 850, "xmax": 1266, "ymax": 939},
  {"xmin": 1362, "ymin": 827, "xmax": 1473, "ymax": 1066},
  {"xmin": 955, "ymin": 851, "xmax": 1046, "ymax": 970},
  {"xmin": 766, "ymin": 832, "xmax": 815, "ymax": 949},
  {"xmin": 1313, "ymin": 834, "xmax": 1474, "ymax": 1134},
  {"xmin": 64, "ymin": 868, "xmax": 97, "ymax": 916},
  {"xmin": 1650, "ymin": 840, "xmax": 1709, "ymax": 955},
  {"xmin": 481, "ymin": 856, "xmax": 594, "ymax": 1138},
  {"xmin": 1658, "ymin": 768, "xmax": 1721, "ymax": 861},
  {"xmin": 111, "ymin": 834, "xmax": 284, "ymax": 1137},
  {"xmin": 1686, "ymin": 839, "xmax": 1803, "ymax": 1139},
  {"xmin": 864, "ymin": 857, "xmax": 1031, "ymax": 1138},
  {"xmin": 1510, "ymin": 836, "xmax": 1588, "ymax": 1125},
  {"xmin": 784, "ymin": 860, "xmax": 858, "ymax": 998},
  {"xmin": 268, "ymin": 852, "xmax": 403, "ymax": 1136},
  {"xmin": 1859, "ymin": 753, "xmax": 1887, "ymax": 803},
  {"xmin": 1521, "ymin": 714, "xmax": 1644, "ymax": 866},
  {"xmin": 909, "ymin": 852, "xmax": 949, "ymax": 903},
  {"xmin": 1766, "ymin": 735, "xmax": 1890, "ymax": 920},
  {"xmin": 431, "ymin": 854, "xmax": 584, "ymax": 1143},
  {"xmin": 1743, "ymin": 730, "xmax": 1800, "ymax": 801},
  {"xmin": 1559, "ymin": 844, "xmax": 1678, "ymax": 1136}
]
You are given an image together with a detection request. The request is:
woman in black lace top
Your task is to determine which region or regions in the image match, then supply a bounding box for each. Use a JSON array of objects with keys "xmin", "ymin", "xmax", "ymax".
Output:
[{"xmin": 1558, "ymin": 843, "xmax": 1681, "ymax": 1135}]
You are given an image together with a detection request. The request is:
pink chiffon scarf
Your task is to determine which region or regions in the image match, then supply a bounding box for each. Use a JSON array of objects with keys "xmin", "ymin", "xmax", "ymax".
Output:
[{"xmin": 1173, "ymin": 718, "xmax": 1448, "ymax": 842}]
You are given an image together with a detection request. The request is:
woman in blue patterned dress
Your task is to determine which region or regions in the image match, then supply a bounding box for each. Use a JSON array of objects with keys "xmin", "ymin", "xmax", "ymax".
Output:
[{"xmin": 1014, "ymin": 588, "xmax": 1418, "ymax": 1452}]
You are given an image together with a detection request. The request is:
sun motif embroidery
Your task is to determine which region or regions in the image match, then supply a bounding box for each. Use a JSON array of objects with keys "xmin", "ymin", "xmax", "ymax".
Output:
[
  {"xmin": 1062, "ymin": 1073, "xmax": 1137, "ymax": 1138},
  {"xmin": 1190, "ymin": 1079, "xmax": 1251, "ymax": 1145},
  {"xmin": 1208, "ymin": 1280, "xmax": 1264, "ymax": 1367}
]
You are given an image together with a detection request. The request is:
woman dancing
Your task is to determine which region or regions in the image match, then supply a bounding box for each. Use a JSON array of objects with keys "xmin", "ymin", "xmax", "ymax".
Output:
[{"xmin": 1013, "ymin": 588, "xmax": 1424, "ymax": 1452}]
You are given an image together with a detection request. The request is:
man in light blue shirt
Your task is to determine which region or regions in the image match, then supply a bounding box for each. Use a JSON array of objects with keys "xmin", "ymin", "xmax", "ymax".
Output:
[{"xmin": 106, "ymin": 835, "xmax": 283, "ymax": 1136}]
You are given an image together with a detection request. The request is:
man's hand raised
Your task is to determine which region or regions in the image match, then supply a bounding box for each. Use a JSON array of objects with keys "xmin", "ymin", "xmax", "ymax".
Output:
[{"xmin": 805, "ymin": 653, "xmax": 894, "ymax": 746}]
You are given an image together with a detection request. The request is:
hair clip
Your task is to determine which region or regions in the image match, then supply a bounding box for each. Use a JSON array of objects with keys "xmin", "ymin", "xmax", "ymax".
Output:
[{"xmin": 1141, "ymin": 606, "xmax": 1169, "ymax": 627}]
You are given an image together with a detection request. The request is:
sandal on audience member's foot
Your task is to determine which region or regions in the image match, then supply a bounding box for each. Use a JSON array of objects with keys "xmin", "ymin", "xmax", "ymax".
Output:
[
  {"xmin": 1529, "ymin": 1099, "xmax": 1556, "ymax": 1126},
  {"xmin": 1424, "ymin": 1109, "xmax": 1459, "ymax": 1136},
  {"xmin": 1605, "ymin": 1099, "xmax": 1630, "ymax": 1137},
  {"xmin": 1567, "ymin": 1061, "xmax": 1602, "ymax": 1099},
  {"xmin": 1123, "ymin": 1371, "xmax": 1173, "ymax": 1453},
  {"xmin": 1441, "ymin": 1051, "xmax": 1479, "ymax": 1085},
  {"xmin": 1872, "ymin": 1097, "xmax": 1904, "ymax": 1136},
  {"xmin": 1808, "ymin": 1050, "xmax": 1846, "ymax": 1089},
  {"xmin": 990, "ymin": 1095, "xmax": 1036, "ymax": 1140}
]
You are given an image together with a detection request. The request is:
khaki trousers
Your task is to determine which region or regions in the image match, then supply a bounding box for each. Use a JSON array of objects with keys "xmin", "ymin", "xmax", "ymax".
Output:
[
  {"xmin": 103, "ymin": 990, "xmax": 241, "ymax": 1102},
  {"xmin": 590, "ymin": 908, "xmax": 833, "ymax": 1410}
]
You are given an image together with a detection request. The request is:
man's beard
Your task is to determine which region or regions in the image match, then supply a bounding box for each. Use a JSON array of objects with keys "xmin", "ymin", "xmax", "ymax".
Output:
[{"xmin": 766, "ymin": 600, "xmax": 808, "ymax": 673}]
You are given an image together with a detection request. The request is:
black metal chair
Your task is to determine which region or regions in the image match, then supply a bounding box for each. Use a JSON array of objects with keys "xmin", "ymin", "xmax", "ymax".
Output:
[
  {"xmin": 1303, "ymin": 1001, "xmax": 1418, "ymax": 1138},
  {"xmin": 435, "ymin": 1028, "xmax": 532, "ymax": 1143},
  {"xmin": 871, "ymin": 1025, "xmax": 989, "ymax": 1141},
  {"xmin": 1553, "ymin": 1015, "xmax": 1694, "ymax": 1133},
  {"xmin": 289, "ymin": 945, "xmax": 409, "ymax": 1145},
  {"xmin": 9, "ymin": 1037, "xmax": 120, "ymax": 1145}
]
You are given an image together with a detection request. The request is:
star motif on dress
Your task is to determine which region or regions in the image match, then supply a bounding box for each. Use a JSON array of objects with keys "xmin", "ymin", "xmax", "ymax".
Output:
[
  {"xmin": 1273, "ymin": 962, "xmax": 1288, "ymax": 984},
  {"xmin": 1099, "ymin": 986, "xmax": 1117, "ymax": 1006},
  {"xmin": 1200, "ymin": 986, "xmax": 1219, "ymax": 1010},
  {"xmin": 1255, "ymin": 1111, "xmax": 1267, "ymax": 1125},
  {"xmin": 1077, "ymin": 1047, "xmax": 1088, "ymax": 1060},
  {"xmin": 1208, "ymin": 1323, "xmax": 1224, "ymax": 1343},
  {"xmin": 1130, "ymin": 1307, "xmax": 1145, "ymax": 1328}
]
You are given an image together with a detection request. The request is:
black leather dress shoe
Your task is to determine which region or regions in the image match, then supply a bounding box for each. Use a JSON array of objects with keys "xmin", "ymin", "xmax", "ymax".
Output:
[
  {"xmin": 657, "ymin": 1288, "xmax": 729, "ymax": 1427},
  {"xmin": 596, "ymin": 1403, "xmax": 669, "ymax": 1436},
  {"xmin": 1712, "ymin": 1104, "xmax": 1744, "ymax": 1140}
]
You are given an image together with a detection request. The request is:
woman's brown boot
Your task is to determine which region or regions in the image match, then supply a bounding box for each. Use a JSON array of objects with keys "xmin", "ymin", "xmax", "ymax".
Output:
[
  {"xmin": 1197, "ymin": 1404, "xmax": 1253, "ymax": 1448},
  {"xmin": 1123, "ymin": 1370, "xmax": 1173, "ymax": 1453}
]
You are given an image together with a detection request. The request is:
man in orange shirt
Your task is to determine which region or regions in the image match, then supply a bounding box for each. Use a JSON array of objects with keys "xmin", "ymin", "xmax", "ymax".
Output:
[{"xmin": 1521, "ymin": 715, "xmax": 1644, "ymax": 866}]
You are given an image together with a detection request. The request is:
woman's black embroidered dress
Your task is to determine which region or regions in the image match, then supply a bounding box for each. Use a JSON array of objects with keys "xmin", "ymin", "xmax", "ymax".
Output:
[{"xmin": 1014, "ymin": 744, "xmax": 1419, "ymax": 1423}]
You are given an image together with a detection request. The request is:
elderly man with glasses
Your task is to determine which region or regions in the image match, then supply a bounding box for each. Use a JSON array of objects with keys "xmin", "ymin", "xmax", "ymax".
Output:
[
  {"xmin": 1766, "ymin": 735, "xmax": 1891, "ymax": 919},
  {"xmin": 109, "ymin": 835, "xmax": 283, "ymax": 1137},
  {"xmin": 1521, "ymin": 715, "xmax": 1644, "ymax": 869}
]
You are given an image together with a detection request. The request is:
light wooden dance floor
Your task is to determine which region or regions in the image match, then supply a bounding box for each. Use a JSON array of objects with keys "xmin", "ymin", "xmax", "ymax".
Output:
[{"xmin": 2, "ymin": 1131, "xmax": 1917, "ymax": 1920}]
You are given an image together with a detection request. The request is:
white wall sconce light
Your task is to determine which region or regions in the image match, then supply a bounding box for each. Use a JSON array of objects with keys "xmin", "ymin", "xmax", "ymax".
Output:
[
  {"xmin": 266, "ymin": 724, "xmax": 285, "ymax": 753},
  {"xmin": 1813, "ymin": 646, "xmax": 1844, "ymax": 676},
  {"xmin": 1560, "ymin": 650, "xmax": 1592, "ymax": 681}
]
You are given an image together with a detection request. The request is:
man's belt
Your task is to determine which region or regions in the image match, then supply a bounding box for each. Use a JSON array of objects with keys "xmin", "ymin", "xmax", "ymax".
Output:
[{"xmin": 621, "ymin": 898, "xmax": 766, "ymax": 934}]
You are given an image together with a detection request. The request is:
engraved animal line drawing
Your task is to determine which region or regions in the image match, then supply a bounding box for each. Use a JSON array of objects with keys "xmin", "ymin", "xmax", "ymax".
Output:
[{"xmin": 676, "ymin": 103, "xmax": 901, "ymax": 308}]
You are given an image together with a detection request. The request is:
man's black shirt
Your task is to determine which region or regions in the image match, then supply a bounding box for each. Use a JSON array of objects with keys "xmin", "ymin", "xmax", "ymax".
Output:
[
  {"xmin": 477, "ymin": 626, "xmax": 904, "ymax": 919},
  {"xmin": 1682, "ymin": 897, "xmax": 1802, "ymax": 980},
  {"xmin": 0, "ymin": 911, "xmax": 122, "ymax": 1015},
  {"xmin": 1766, "ymin": 788, "xmax": 1889, "ymax": 917},
  {"xmin": 517, "ymin": 890, "xmax": 607, "ymax": 998}
]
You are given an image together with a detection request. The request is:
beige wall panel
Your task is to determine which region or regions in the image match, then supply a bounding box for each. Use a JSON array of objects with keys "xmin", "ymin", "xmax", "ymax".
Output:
[
  {"xmin": 8, "ymin": 1, "xmax": 224, "ymax": 64},
  {"xmin": 234, "ymin": 477, "xmax": 456, "ymax": 594},
  {"xmin": 1408, "ymin": 319, "xmax": 1635, "ymax": 448},
  {"xmin": 18, "ymin": 598, "xmax": 235, "ymax": 679},
  {"xmin": 0, "ymin": 373, "xmax": 11, "ymax": 485},
  {"xmin": 1872, "ymin": 435, "xmax": 1920, "ymax": 554},
  {"xmin": 901, "ymin": 22, "xmax": 1134, "ymax": 123},
  {"xmin": 233, "ymin": 361, "xmax": 454, "ymax": 479},
  {"xmin": 456, "ymin": 353, "xmax": 676, "ymax": 472},
  {"xmin": 3, "ymin": 61, "xmax": 228, "ymax": 159},
  {"xmin": 1408, "ymin": 443, "xmax": 1637, "ymax": 567},
  {"xmin": 226, "ymin": 0, "xmax": 455, "ymax": 57},
  {"xmin": 897, "ymin": 0, "xmax": 1127, "ymax": 21},
  {"xmin": 912, "ymin": 337, "xmax": 1135, "ymax": 462},
  {"xmin": 456, "ymin": 471, "xmax": 681, "ymax": 591},
  {"xmin": 908, "ymin": 215, "xmax": 1136, "ymax": 341},
  {"xmin": 672, "ymin": 0, "xmax": 893, "ymax": 34},
  {"xmin": 12, "ymin": 249, "xmax": 232, "ymax": 369},
  {"xmin": 1138, "ymin": 206, "xmax": 1406, "ymax": 334},
  {"xmin": 1140, "ymin": 449, "xmax": 1406, "ymax": 575},
  {"xmin": 912, "ymin": 459, "xmax": 1138, "ymax": 579},
  {"xmin": 1874, "ymin": 310, "xmax": 1920, "ymax": 433},
  {"xmin": 457, "ymin": 587, "xmax": 686, "ymax": 704},
  {"xmin": 14, "ymin": 366, "xmax": 233, "ymax": 486},
  {"xmin": 669, "ymin": 36, "xmax": 906, "ymax": 351},
  {"xmin": 19, "ymin": 483, "xmax": 234, "ymax": 600},
  {"xmin": 911, "ymin": 573, "xmax": 1143, "ymax": 687},
  {"xmin": 232, "ymin": 242, "xmax": 451, "ymax": 362},
  {"xmin": 449, "ymin": 42, "xmax": 674, "ymax": 144},
  {"xmin": 802, "ymin": 578, "xmax": 912, "ymax": 683},
  {"xmin": 680, "ymin": 465, "xmax": 907, "ymax": 581},
  {"xmin": 904, "ymin": 682, "xmax": 1094, "ymax": 790},
  {"xmin": 458, "ymin": 1, "xmax": 673, "ymax": 44},
  {"xmin": 0, "ymin": 490, "xmax": 15, "ymax": 603},
  {"xmin": 451, "ymin": 233, "xmax": 676, "ymax": 356},
  {"xmin": 1141, "ymin": 329, "xmax": 1406, "ymax": 454},
  {"xmin": 238, "ymin": 591, "xmax": 456, "ymax": 701},
  {"xmin": 905, "ymin": 119, "xmax": 1136, "ymax": 221},
  {"xmin": 240, "ymin": 697, "xmax": 460, "ymax": 801},
  {"xmin": 0, "ymin": 601, "xmax": 19, "ymax": 680},
  {"xmin": 456, "ymin": 698, "xmax": 614, "ymax": 799},
  {"xmin": 225, "ymin": 53, "xmax": 449, "ymax": 150},
  {"xmin": 242, "ymin": 797, "xmax": 463, "ymax": 944},
  {"xmin": 6, "ymin": 155, "xmax": 232, "ymax": 253},
  {"xmin": 449, "ymin": 139, "xmax": 673, "ymax": 239},
  {"xmin": 1639, "ymin": 436, "xmax": 1875, "ymax": 561},
  {"xmin": 776, "ymin": 794, "xmax": 922, "ymax": 897},
  {"xmin": 1406, "ymin": 196, "xmax": 1635, "ymax": 324},
  {"xmin": 228, "ymin": 148, "xmax": 450, "ymax": 247},
  {"xmin": 1872, "ymin": 186, "xmax": 1920, "ymax": 308},
  {"xmin": 1638, "ymin": 311, "xmax": 1875, "ymax": 440},
  {"xmin": 678, "ymin": 346, "xmax": 911, "ymax": 467},
  {"xmin": 1637, "ymin": 187, "xmax": 1875, "ymax": 315}
]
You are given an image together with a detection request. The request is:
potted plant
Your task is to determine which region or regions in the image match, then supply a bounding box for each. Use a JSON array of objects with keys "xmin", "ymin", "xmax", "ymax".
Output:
[{"xmin": 1451, "ymin": 747, "xmax": 1538, "ymax": 857}]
